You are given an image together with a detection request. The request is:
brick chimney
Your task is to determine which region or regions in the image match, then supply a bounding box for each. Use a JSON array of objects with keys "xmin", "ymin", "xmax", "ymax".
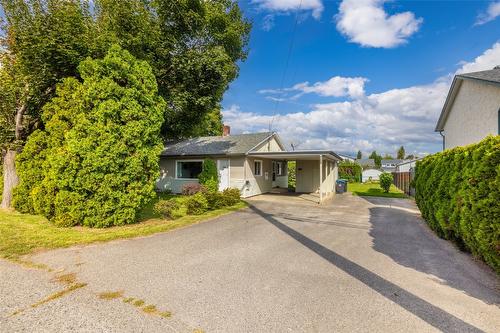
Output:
[{"xmin": 223, "ymin": 125, "xmax": 231, "ymax": 137}]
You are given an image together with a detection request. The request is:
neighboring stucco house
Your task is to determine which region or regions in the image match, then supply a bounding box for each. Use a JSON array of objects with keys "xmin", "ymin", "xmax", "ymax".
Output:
[
  {"xmin": 157, "ymin": 130, "xmax": 342, "ymax": 203},
  {"xmin": 436, "ymin": 66, "xmax": 500, "ymax": 150},
  {"xmin": 395, "ymin": 158, "xmax": 422, "ymax": 173}
]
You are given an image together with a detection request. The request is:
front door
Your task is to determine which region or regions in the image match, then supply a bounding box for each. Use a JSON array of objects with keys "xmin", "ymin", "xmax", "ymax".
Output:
[{"xmin": 217, "ymin": 159, "xmax": 230, "ymax": 191}]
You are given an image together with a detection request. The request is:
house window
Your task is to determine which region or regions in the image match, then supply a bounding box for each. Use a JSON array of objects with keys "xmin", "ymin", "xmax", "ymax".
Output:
[
  {"xmin": 176, "ymin": 160, "xmax": 203, "ymax": 179},
  {"xmin": 254, "ymin": 160, "xmax": 262, "ymax": 176}
]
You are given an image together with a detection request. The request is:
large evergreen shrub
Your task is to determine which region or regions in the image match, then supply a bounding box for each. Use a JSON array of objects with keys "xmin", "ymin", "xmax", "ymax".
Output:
[
  {"xmin": 198, "ymin": 159, "xmax": 219, "ymax": 192},
  {"xmin": 13, "ymin": 45, "xmax": 164, "ymax": 227},
  {"xmin": 338, "ymin": 161, "xmax": 362, "ymax": 182},
  {"xmin": 414, "ymin": 136, "xmax": 500, "ymax": 273}
]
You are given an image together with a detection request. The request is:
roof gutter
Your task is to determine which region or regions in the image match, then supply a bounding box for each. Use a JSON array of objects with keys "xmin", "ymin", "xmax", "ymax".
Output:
[{"xmin": 439, "ymin": 130, "xmax": 445, "ymax": 151}]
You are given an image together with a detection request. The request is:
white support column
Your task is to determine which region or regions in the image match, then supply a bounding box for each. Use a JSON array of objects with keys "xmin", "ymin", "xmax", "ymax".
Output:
[{"xmin": 319, "ymin": 154, "xmax": 323, "ymax": 203}]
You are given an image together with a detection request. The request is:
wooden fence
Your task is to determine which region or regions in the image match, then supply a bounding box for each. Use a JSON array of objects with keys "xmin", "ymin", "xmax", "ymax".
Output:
[{"xmin": 392, "ymin": 171, "xmax": 415, "ymax": 196}]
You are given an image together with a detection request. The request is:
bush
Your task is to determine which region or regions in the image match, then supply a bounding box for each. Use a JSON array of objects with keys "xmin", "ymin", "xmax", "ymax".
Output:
[
  {"xmin": 203, "ymin": 188, "xmax": 241, "ymax": 210},
  {"xmin": 414, "ymin": 136, "xmax": 500, "ymax": 273},
  {"xmin": 182, "ymin": 183, "xmax": 205, "ymax": 196},
  {"xmin": 153, "ymin": 200, "xmax": 181, "ymax": 219},
  {"xmin": 186, "ymin": 192, "xmax": 209, "ymax": 215},
  {"xmin": 198, "ymin": 159, "xmax": 218, "ymax": 192},
  {"xmin": 379, "ymin": 173, "xmax": 393, "ymax": 192},
  {"xmin": 203, "ymin": 191, "xmax": 224, "ymax": 210},
  {"xmin": 13, "ymin": 45, "xmax": 164, "ymax": 227},
  {"xmin": 288, "ymin": 161, "xmax": 296, "ymax": 190},
  {"xmin": 221, "ymin": 188, "xmax": 241, "ymax": 206},
  {"xmin": 339, "ymin": 161, "xmax": 362, "ymax": 182}
]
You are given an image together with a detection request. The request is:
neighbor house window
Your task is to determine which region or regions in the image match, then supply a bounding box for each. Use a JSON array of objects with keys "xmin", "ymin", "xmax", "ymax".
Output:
[
  {"xmin": 176, "ymin": 160, "xmax": 203, "ymax": 179},
  {"xmin": 276, "ymin": 162, "xmax": 282, "ymax": 176},
  {"xmin": 254, "ymin": 160, "xmax": 262, "ymax": 176}
]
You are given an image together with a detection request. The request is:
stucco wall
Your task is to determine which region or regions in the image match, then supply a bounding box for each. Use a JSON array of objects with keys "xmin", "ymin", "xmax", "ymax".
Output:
[
  {"xmin": 444, "ymin": 80, "xmax": 500, "ymax": 149},
  {"xmin": 157, "ymin": 156, "xmax": 275, "ymax": 198},
  {"xmin": 241, "ymin": 157, "xmax": 273, "ymax": 197},
  {"xmin": 296, "ymin": 160, "xmax": 318, "ymax": 193},
  {"xmin": 157, "ymin": 157, "xmax": 201, "ymax": 193},
  {"xmin": 254, "ymin": 136, "xmax": 283, "ymax": 152},
  {"xmin": 296, "ymin": 159, "xmax": 337, "ymax": 198}
]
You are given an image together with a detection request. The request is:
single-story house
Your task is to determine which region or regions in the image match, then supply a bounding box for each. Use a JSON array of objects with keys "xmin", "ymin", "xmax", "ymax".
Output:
[
  {"xmin": 356, "ymin": 158, "xmax": 375, "ymax": 168},
  {"xmin": 435, "ymin": 66, "xmax": 500, "ymax": 150},
  {"xmin": 157, "ymin": 129, "xmax": 342, "ymax": 203},
  {"xmin": 395, "ymin": 158, "xmax": 422, "ymax": 173},
  {"xmin": 338, "ymin": 154, "xmax": 355, "ymax": 162},
  {"xmin": 381, "ymin": 159, "xmax": 403, "ymax": 172},
  {"xmin": 362, "ymin": 169, "xmax": 382, "ymax": 182}
]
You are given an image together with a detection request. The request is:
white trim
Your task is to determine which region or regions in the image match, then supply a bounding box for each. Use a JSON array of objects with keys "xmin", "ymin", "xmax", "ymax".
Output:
[
  {"xmin": 175, "ymin": 159, "xmax": 203, "ymax": 180},
  {"xmin": 254, "ymin": 159, "xmax": 263, "ymax": 176}
]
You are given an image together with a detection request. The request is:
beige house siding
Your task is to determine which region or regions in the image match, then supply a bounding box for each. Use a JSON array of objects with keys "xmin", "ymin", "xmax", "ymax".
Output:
[
  {"xmin": 253, "ymin": 136, "xmax": 284, "ymax": 152},
  {"xmin": 296, "ymin": 160, "xmax": 318, "ymax": 193},
  {"xmin": 443, "ymin": 80, "xmax": 500, "ymax": 149},
  {"xmin": 157, "ymin": 155, "xmax": 275, "ymax": 197},
  {"xmin": 296, "ymin": 159, "xmax": 337, "ymax": 198},
  {"xmin": 242, "ymin": 157, "xmax": 273, "ymax": 197},
  {"xmin": 157, "ymin": 157, "xmax": 201, "ymax": 193}
]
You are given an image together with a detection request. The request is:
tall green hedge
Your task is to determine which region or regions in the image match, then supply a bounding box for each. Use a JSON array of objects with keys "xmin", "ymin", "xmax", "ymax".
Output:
[
  {"xmin": 338, "ymin": 161, "xmax": 362, "ymax": 182},
  {"xmin": 414, "ymin": 136, "xmax": 500, "ymax": 273}
]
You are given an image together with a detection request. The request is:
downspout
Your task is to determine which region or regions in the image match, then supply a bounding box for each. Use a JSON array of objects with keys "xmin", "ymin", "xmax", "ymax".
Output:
[{"xmin": 439, "ymin": 130, "xmax": 445, "ymax": 151}]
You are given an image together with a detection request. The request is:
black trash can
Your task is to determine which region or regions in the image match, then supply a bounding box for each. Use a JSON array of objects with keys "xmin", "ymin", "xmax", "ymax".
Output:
[{"xmin": 336, "ymin": 179, "xmax": 347, "ymax": 193}]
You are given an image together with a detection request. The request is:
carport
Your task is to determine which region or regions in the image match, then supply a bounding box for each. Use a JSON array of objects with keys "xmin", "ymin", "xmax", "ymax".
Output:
[{"xmin": 247, "ymin": 151, "xmax": 342, "ymax": 203}]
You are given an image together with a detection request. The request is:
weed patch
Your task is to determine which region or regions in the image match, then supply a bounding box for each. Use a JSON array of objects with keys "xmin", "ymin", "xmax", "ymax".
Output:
[
  {"xmin": 31, "ymin": 283, "xmax": 87, "ymax": 308},
  {"xmin": 98, "ymin": 290, "xmax": 124, "ymax": 300}
]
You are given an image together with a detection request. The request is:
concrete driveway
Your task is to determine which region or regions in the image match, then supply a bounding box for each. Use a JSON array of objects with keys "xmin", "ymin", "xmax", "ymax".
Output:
[{"xmin": 1, "ymin": 194, "xmax": 499, "ymax": 332}]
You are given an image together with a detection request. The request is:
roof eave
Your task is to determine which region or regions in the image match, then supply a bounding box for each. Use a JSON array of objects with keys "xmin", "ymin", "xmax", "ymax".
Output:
[{"xmin": 435, "ymin": 77, "xmax": 463, "ymax": 132}]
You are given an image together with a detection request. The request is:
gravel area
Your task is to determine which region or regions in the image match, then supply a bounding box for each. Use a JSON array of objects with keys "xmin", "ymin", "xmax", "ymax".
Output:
[{"xmin": 1, "ymin": 193, "xmax": 499, "ymax": 332}]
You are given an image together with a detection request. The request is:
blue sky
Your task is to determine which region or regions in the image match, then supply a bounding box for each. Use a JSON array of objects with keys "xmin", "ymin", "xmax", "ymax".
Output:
[{"xmin": 223, "ymin": 0, "xmax": 500, "ymax": 157}]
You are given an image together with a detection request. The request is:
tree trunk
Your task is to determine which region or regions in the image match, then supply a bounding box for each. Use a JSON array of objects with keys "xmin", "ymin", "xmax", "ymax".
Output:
[
  {"xmin": 1, "ymin": 149, "xmax": 19, "ymax": 209},
  {"xmin": 1, "ymin": 103, "xmax": 26, "ymax": 209}
]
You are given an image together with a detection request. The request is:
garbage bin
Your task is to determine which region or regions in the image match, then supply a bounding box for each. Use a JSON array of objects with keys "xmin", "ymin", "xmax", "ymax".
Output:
[{"xmin": 336, "ymin": 179, "xmax": 347, "ymax": 193}]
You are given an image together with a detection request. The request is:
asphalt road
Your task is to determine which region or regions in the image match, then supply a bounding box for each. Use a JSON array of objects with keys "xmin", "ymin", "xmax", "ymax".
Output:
[{"xmin": 1, "ymin": 193, "xmax": 499, "ymax": 332}]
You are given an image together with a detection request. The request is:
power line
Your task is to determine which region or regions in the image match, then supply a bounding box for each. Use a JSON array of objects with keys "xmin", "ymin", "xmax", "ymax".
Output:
[{"xmin": 269, "ymin": 0, "xmax": 303, "ymax": 133}]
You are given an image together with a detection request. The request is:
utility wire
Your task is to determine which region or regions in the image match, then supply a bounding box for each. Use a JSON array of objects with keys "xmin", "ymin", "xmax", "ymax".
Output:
[{"xmin": 269, "ymin": 0, "xmax": 303, "ymax": 133}]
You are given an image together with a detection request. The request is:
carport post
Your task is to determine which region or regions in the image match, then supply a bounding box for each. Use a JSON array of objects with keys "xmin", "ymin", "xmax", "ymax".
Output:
[{"xmin": 319, "ymin": 154, "xmax": 323, "ymax": 203}]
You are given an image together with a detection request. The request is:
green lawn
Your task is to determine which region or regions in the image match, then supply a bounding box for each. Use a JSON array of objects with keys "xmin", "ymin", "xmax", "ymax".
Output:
[
  {"xmin": 347, "ymin": 182, "xmax": 407, "ymax": 198},
  {"xmin": 0, "ymin": 195, "xmax": 246, "ymax": 262}
]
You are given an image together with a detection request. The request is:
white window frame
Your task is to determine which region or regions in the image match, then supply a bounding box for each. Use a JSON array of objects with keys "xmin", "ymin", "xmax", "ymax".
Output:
[
  {"xmin": 254, "ymin": 160, "xmax": 263, "ymax": 177},
  {"xmin": 175, "ymin": 159, "xmax": 203, "ymax": 180}
]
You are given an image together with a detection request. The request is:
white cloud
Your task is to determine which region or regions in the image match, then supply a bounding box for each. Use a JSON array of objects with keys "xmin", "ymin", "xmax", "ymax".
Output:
[
  {"xmin": 292, "ymin": 76, "xmax": 368, "ymax": 98},
  {"xmin": 225, "ymin": 80, "xmax": 447, "ymax": 155},
  {"xmin": 224, "ymin": 43, "xmax": 500, "ymax": 155},
  {"xmin": 456, "ymin": 42, "xmax": 500, "ymax": 74},
  {"xmin": 260, "ymin": 76, "xmax": 368, "ymax": 100},
  {"xmin": 475, "ymin": 1, "xmax": 500, "ymax": 25},
  {"xmin": 253, "ymin": 0, "xmax": 324, "ymax": 19},
  {"xmin": 335, "ymin": 0, "xmax": 423, "ymax": 48}
]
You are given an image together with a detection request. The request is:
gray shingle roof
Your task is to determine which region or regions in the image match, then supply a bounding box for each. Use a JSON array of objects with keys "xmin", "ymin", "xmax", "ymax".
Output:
[
  {"xmin": 161, "ymin": 132, "xmax": 274, "ymax": 157},
  {"xmin": 457, "ymin": 67, "xmax": 500, "ymax": 85}
]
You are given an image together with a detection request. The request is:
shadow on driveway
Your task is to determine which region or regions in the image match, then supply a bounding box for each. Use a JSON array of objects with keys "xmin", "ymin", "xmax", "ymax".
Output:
[
  {"xmin": 248, "ymin": 203, "xmax": 483, "ymax": 333},
  {"xmin": 364, "ymin": 200, "xmax": 499, "ymax": 306}
]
